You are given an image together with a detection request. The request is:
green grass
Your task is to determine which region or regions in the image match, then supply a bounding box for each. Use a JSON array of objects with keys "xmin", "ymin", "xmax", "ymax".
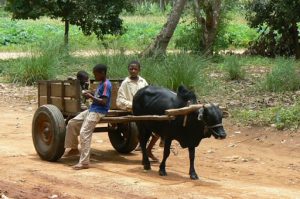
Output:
[
  {"xmin": 261, "ymin": 59, "xmax": 300, "ymax": 92},
  {"xmin": 232, "ymin": 103, "xmax": 300, "ymax": 130},
  {"xmin": 0, "ymin": 8, "xmax": 257, "ymax": 52},
  {"xmin": 222, "ymin": 55, "xmax": 245, "ymax": 80},
  {"xmin": 1, "ymin": 36, "xmax": 68, "ymax": 85}
]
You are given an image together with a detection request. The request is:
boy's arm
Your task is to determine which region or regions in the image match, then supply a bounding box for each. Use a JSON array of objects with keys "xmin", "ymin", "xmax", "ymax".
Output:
[
  {"xmin": 83, "ymin": 93, "xmax": 107, "ymax": 105},
  {"xmin": 116, "ymin": 83, "xmax": 132, "ymax": 110}
]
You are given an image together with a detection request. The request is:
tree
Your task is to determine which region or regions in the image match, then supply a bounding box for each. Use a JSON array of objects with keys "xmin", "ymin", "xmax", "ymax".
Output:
[
  {"xmin": 6, "ymin": 0, "xmax": 132, "ymax": 45},
  {"xmin": 141, "ymin": 0, "xmax": 187, "ymax": 57},
  {"xmin": 246, "ymin": 0, "xmax": 300, "ymax": 59},
  {"xmin": 193, "ymin": 0, "xmax": 222, "ymax": 55}
]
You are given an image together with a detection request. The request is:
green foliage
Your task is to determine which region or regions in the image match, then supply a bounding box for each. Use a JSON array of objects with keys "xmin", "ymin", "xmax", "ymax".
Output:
[
  {"xmin": 215, "ymin": 22, "xmax": 258, "ymax": 49},
  {"xmin": 174, "ymin": 20, "xmax": 201, "ymax": 51},
  {"xmin": 67, "ymin": 53, "xmax": 210, "ymax": 94},
  {"xmin": 223, "ymin": 56, "xmax": 245, "ymax": 80},
  {"xmin": 245, "ymin": 0, "xmax": 300, "ymax": 58},
  {"xmin": 141, "ymin": 54, "xmax": 208, "ymax": 92},
  {"xmin": 262, "ymin": 59, "xmax": 300, "ymax": 92},
  {"xmin": 122, "ymin": 2, "xmax": 172, "ymax": 16},
  {"xmin": 5, "ymin": 0, "xmax": 132, "ymax": 39},
  {"xmin": 232, "ymin": 103, "xmax": 300, "ymax": 130},
  {"xmin": 0, "ymin": 17, "xmax": 102, "ymax": 49},
  {"xmin": 175, "ymin": 4, "xmax": 258, "ymax": 52},
  {"xmin": 3, "ymin": 37, "xmax": 67, "ymax": 85}
]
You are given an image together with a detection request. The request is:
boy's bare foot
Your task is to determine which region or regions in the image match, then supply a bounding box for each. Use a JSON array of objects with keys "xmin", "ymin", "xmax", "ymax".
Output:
[
  {"xmin": 72, "ymin": 163, "xmax": 89, "ymax": 170},
  {"xmin": 63, "ymin": 149, "xmax": 80, "ymax": 157}
]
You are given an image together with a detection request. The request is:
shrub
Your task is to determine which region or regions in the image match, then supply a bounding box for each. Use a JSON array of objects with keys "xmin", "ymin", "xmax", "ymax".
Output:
[
  {"xmin": 262, "ymin": 59, "xmax": 300, "ymax": 92},
  {"xmin": 223, "ymin": 55, "xmax": 245, "ymax": 80}
]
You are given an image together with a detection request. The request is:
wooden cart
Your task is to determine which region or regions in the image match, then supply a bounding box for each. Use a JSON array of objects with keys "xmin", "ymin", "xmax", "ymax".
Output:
[{"xmin": 32, "ymin": 79, "xmax": 174, "ymax": 162}]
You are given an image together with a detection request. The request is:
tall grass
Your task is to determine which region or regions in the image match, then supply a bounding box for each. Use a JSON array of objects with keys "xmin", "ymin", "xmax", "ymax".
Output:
[
  {"xmin": 223, "ymin": 55, "xmax": 245, "ymax": 80},
  {"xmin": 69, "ymin": 53, "xmax": 210, "ymax": 93},
  {"xmin": 262, "ymin": 59, "xmax": 300, "ymax": 92},
  {"xmin": 3, "ymin": 37, "xmax": 67, "ymax": 85}
]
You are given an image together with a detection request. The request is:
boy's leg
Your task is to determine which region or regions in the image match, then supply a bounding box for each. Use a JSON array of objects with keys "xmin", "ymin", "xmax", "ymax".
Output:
[
  {"xmin": 73, "ymin": 112, "xmax": 105, "ymax": 169},
  {"xmin": 147, "ymin": 133, "xmax": 159, "ymax": 162},
  {"xmin": 64, "ymin": 110, "xmax": 89, "ymax": 156}
]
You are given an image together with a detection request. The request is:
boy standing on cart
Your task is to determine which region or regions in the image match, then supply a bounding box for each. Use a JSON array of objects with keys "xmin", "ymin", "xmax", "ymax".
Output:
[{"xmin": 64, "ymin": 64, "xmax": 112, "ymax": 170}]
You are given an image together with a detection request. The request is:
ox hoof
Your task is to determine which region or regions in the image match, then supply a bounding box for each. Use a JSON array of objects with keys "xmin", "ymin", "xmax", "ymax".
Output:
[
  {"xmin": 159, "ymin": 169, "xmax": 167, "ymax": 176},
  {"xmin": 190, "ymin": 173, "xmax": 199, "ymax": 180}
]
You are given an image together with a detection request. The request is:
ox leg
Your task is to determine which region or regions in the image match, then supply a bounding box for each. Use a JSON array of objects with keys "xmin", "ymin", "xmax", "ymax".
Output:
[
  {"xmin": 159, "ymin": 139, "xmax": 172, "ymax": 176},
  {"xmin": 139, "ymin": 127, "xmax": 152, "ymax": 170},
  {"xmin": 188, "ymin": 147, "xmax": 199, "ymax": 180}
]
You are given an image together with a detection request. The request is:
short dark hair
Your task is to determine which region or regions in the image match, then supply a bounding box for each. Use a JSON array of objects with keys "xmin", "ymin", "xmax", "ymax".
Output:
[
  {"xmin": 76, "ymin": 70, "xmax": 89, "ymax": 81},
  {"xmin": 93, "ymin": 64, "xmax": 107, "ymax": 74},
  {"xmin": 128, "ymin": 60, "xmax": 141, "ymax": 69}
]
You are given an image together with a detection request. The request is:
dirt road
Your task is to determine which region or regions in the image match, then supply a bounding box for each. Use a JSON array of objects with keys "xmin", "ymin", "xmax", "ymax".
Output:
[{"xmin": 0, "ymin": 83, "xmax": 299, "ymax": 199}]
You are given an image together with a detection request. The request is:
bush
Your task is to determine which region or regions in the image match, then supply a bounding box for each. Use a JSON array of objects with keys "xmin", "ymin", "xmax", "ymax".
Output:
[
  {"xmin": 223, "ymin": 56, "xmax": 245, "ymax": 80},
  {"xmin": 262, "ymin": 59, "xmax": 300, "ymax": 92}
]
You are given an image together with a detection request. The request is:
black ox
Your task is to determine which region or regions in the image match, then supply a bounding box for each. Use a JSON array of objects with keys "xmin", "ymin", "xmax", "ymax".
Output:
[{"xmin": 132, "ymin": 85, "xmax": 226, "ymax": 180}]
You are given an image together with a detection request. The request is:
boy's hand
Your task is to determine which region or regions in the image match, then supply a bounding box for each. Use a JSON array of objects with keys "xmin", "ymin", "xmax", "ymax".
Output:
[{"xmin": 83, "ymin": 92, "xmax": 93, "ymax": 99}]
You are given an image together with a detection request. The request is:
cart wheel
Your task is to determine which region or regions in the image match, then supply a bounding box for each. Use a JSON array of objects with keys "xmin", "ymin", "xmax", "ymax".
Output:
[
  {"xmin": 108, "ymin": 122, "xmax": 139, "ymax": 154},
  {"xmin": 32, "ymin": 105, "xmax": 66, "ymax": 161}
]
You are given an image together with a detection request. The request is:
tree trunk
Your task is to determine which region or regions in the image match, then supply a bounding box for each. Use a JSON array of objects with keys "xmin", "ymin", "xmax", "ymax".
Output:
[
  {"xmin": 194, "ymin": 0, "xmax": 222, "ymax": 56},
  {"xmin": 202, "ymin": 0, "xmax": 221, "ymax": 55},
  {"xmin": 292, "ymin": 21, "xmax": 300, "ymax": 60},
  {"xmin": 64, "ymin": 20, "xmax": 69, "ymax": 45},
  {"xmin": 160, "ymin": 0, "xmax": 166, "ymax": 12},
  {"xmin": 141, "ymin": 0, "xmax": 187, "ymax": 58}
]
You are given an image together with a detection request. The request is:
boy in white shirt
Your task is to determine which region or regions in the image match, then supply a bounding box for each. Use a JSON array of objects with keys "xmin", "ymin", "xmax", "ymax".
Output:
[{"xmin": 116, "ymin": 61, "xmax": 159, "ymax": 161}]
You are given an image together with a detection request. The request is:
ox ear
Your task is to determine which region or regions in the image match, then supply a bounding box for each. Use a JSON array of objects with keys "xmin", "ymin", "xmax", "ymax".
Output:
[{"xmin": 197, "ymin": 108, "xmax": 204, "ymax": 121}]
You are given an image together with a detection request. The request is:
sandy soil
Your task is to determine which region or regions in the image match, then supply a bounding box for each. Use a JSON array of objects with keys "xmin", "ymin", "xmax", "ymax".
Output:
[{"xmin": 0, "ymin": 83, "xmax": 299, "ymax": 199}]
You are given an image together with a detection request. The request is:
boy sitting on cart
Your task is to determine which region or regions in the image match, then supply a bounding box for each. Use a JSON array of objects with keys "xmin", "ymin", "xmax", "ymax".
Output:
[{"xmin": 64, "ymin": 64, "xmax": 112, "ymax": 170}]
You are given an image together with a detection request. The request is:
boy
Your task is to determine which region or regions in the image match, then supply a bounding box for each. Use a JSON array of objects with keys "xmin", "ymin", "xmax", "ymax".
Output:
[
  {"xmin": 76, "ymin": 70, "xmax": 89, "ymax": 91},
  {"xmin": 116, "ymin": 61, "xmax": 159, "ymax": 162},
  {"xmin": 64, "ymin": 64, "xmax": 112, "ymax": 170},
  {"xmin": 76, "ymin": 70, "xmax": 90, "ymax": 110}
]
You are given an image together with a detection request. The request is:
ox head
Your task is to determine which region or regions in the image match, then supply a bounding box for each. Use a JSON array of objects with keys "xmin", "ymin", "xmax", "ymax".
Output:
[{"xmin": 197, "ymin": 104, "xmax": 226, "ymax": 139}]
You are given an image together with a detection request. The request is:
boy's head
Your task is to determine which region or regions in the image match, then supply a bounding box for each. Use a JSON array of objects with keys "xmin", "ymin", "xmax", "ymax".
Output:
[
  {"xmin": 128, "ymin": 61, "xmax": 141, "ymax": 79},
  {"xmin": 93, "ymin": 64, "xmax": 107, "ymax": 81},
  {"xmin": 76, "ymin": 70, "xmax": 89, "ymax": 89}
]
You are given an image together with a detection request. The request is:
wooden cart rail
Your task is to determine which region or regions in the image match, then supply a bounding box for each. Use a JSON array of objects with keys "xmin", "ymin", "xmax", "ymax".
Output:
[{"xmin": 100, "ymin": 104, "xmax": 227, "ymax": 124}]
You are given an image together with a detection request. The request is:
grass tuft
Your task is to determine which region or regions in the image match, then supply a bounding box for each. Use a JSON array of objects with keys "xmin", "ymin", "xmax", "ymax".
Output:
[
  {"xmin": 262, "ymin": 59, "xmax": 300, "ymax": 92},
  {"xmin": 223, "ymin": 55, "xmax": 245, "ymax": 80}
]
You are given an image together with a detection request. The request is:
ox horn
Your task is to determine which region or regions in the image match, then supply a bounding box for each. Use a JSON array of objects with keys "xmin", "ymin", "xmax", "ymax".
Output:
[{"xmin": 204, "ymin": 103, "xmax": 211, "ymax": 108}]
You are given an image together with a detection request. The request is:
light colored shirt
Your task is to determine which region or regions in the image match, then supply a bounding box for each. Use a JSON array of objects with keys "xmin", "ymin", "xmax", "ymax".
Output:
[{"xmin": 116, "ymin": 76, "xmax": 148, "ymax": 110}]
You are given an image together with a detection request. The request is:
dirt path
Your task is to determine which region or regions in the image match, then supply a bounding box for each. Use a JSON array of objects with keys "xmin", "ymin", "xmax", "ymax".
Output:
[{"xmin": 0, "ymin": 83, "xmax": 299, "ymax": 199}]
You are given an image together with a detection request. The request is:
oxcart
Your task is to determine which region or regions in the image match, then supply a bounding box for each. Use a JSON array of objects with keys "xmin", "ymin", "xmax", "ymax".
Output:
[
  {"xmin": 32, "ymin": 79, "xmax": 179, "ymax": 162},
  {"xmin": 32, "ymin": 79, "xmax": 225, "ymax": 162}
]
